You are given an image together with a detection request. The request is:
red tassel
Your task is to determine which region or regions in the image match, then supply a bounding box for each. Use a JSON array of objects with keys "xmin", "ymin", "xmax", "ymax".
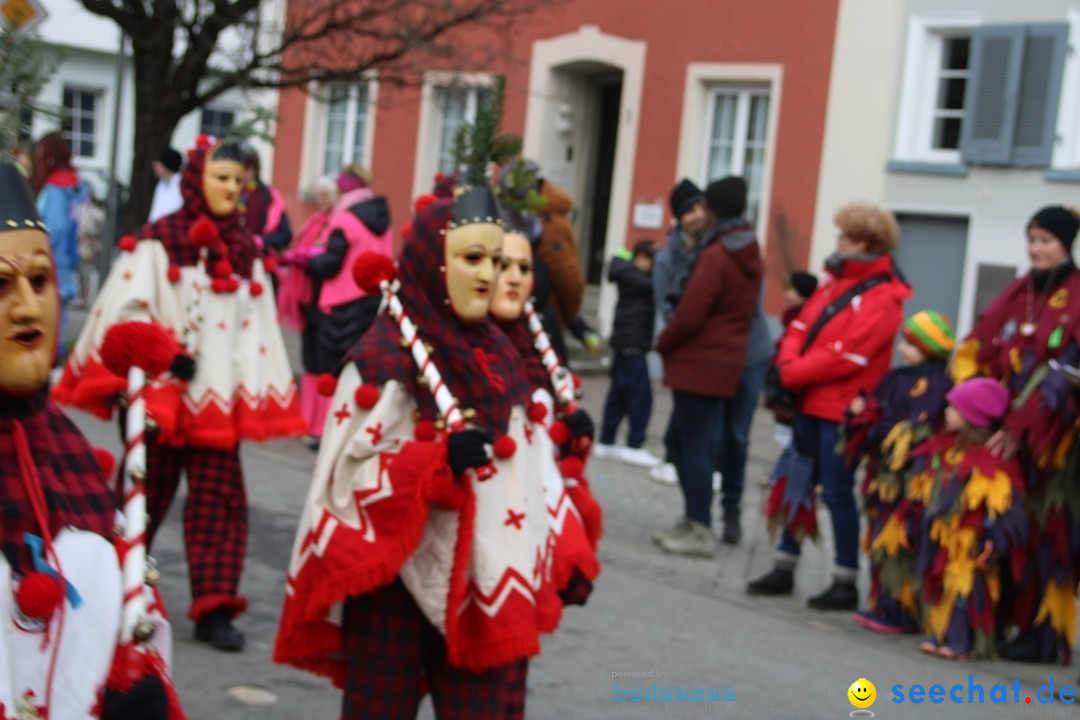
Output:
[
  {"xmin": 527, "ymin": 402, "xmax": 548, "ymax": 423},
  {"xmin": 549, "ymin": 421, "xmax": 570, "ymax": 446},
  {"xmin": 166, "ymin": 265, "xmax": 182, "ymax": 283},
  {"xmin": 16, "ymin": 571, "xmax": 63, "ymax": 619},
  {"xmin": 560, "ymin": 455, "xmax": 585, "ymax": 481},
  {"xmin": 415, "ymin": 420, "xmax": 436, "ymax": 441},
  {"xmin": 316, "ymin": 373, "xmax": 338, "ymax": 397},
  {"xmin": 493, "ymin": 435, "xmax": 517, "ymax": 459},
  {"xmin": 249, "ymin": 281, "xmax": 264, "ymax": 298},
  {"xmin": 354, "ymin": 384, "xmax": 380, "ymax": 409},
  {"xmin": 213, "ymin": 260, "xmax": 233, "ymax": 279},
  {"xmin": 101, "ymin": 321, "xmax": 178, "ymax": 377},
  {"xmin": 189, "ymin": 216, "xmax": 219, "ymax": 247},
  {"xmin": 94, "ymin": 448, "xmax": 117, "ymax": 480},
  {"xmin": 117, "ymin": 235, "xmax": 137, "ymax": 253},
  {"xmin": 352, "ymin": 251, "xmax": 397, "ymax": 293}
]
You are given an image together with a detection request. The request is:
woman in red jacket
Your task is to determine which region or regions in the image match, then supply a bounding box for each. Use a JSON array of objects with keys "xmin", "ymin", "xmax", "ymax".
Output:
[{"xmin": 748, "ymin": 203, "xmax": 910, "ymax": 609}]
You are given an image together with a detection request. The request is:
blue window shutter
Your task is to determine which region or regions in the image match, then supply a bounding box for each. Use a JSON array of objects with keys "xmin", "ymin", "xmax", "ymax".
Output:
[
  {"xmin": 960, "ymin": 25, "xmax": 1024, "ymax": 165},
  {"xmin": 1011, "ymin": 24, "xmax": 1069, "ymax": 167}
]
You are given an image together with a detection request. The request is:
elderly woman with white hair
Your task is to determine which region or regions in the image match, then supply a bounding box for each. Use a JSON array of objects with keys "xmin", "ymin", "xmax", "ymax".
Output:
[{"xmin": 281, "ymin": 166, "xmax": 393, "ymax": 447}]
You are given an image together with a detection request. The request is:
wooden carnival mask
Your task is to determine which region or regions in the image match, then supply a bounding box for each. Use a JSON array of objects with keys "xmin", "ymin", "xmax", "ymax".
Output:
[
  {"xmin": 445, "ymin": 187, "xmax": 503, "ymax": 322},
  {"xmin": 0, "ymin": 227, "xmax": 58, "ymax": 395},
  {"xmin": 202, "ymin": 149, "xmax": 244, "ymax": 218},
  {"xmin": 490, "ymin": 231, "xmax": 534, "ymax": 322}
]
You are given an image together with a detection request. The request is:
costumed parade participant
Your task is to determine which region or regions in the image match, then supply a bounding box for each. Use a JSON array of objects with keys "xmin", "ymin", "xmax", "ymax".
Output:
[
  {"xmin": 54, "ymin": 136, "xmax": 307, "ymax": 652},
  {"xmin": 489, "ymin": 224, "xmax": 601, "ymax": 607},
  {"xmin": 912, "ymin": 378, "xmax": 1025, "ymax": 660},
  {"xmin": 275, "ymin": 187, "xmax": 560, "ymax": 719},
  {"xmin": 843, "ymin": 310, "xmax": 955, "ymax": 635},
  {"xmin": 951, "ymin": 205, "xmax": 1080, "ymax": 663},
  {"xmin": 0, "ymin": 163, "xmax": 183, "ymax": 719}
]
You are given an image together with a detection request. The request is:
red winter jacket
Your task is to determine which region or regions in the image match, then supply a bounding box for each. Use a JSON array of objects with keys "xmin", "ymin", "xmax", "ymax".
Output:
[{"xmin": 777, "ymin": 254, "xmax": 910, "ymax": 422}]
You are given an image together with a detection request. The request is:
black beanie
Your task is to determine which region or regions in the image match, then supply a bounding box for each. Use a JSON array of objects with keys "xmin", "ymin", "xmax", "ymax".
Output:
[
  {"xmin": 1029, "ymin": 206, "xmax": 1080, "ymax": 251},
  {"xmin": 790, "ymin": 271, "xmax": 818, "ymax": 299},
  {"xmin": 704, "ymin": 176, "xmax": 747, "ymax": 219},
  {"xmin": 157, "ymin": 147, "xmax": 182, "ymax": 174},
  {"xmin": 669, "ymin": 178, "xmax": 703, "ymax": 217}
]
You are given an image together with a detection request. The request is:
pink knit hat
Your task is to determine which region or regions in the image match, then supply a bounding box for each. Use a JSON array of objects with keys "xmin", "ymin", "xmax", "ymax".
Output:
[{"xmin": 946, "ymin": 378, "xmax": 1010, "ymax": 428}]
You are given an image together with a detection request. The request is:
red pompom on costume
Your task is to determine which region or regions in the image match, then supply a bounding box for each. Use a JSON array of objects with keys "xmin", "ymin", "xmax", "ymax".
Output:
[
  {"xmin": 249, "ymin": 281, "xmax": 264, "ymax": 298},
  {"xmin": 189, "ymin": 216, "xmax": 219, "ymax": 248},
  {"xmin": 100, "ymin": 322, "xmax": 179, "ymax": 378},
  {"xmin": 559, "ymin": 456, "xmax": 585, "ymax": 481},
  {"xmin": 166, "ymin": 265, "xmax": 182, "ymax": 284},
  {"xmin": 354, "ymin": 384, "xmax": 380, "ymax": 409},
  {"xmin": 527, "ymin": 402, "xmax": 548, "ymax": 423},
  {"xmin": 94, "ymin": 448, "xmax": 117, "ymax": 481},
  {"xmin": 414, "ymin": 419, "xmax": 437, "ymax": 441},
  {"xmin": 316, "ymin": 373, "xmax": 338, "ymax": 397},
  {"xmin": 213, "ymin": 260, "xmax": 233, "ymax": 279},
  {"xmin": 15, "ymin": 572, "xmax": 64, "ymax": 620},
  {"xmin": 493, "ymin": 436, "xmax": 517, "ymax": 460},
  {"xmin": 548, "ymin": 420, "xmax": 570, "ymax": 446},
  {"xmin": 117, "ymin": 235, "xmax": 137, "ymax": 253},
  {"xmin": 352, "ymin": 251, "xmax": 397, "ymax": 294}
]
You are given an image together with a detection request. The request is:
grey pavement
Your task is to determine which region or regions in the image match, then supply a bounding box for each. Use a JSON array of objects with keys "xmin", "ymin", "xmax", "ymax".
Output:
[{"xmin": 62, "ymin": 316, "xmax": 1080, "ymax": 719}]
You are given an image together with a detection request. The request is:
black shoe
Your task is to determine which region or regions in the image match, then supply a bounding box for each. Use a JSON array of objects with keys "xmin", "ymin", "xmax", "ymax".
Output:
[
  {"xmin": 721, "ymin": 506, "xmax": 741, "ymax": 545},
  {"xmin": 807, "ymin": 580, "xmax": 858, "ymax": 611},
  {"xmin": 194, "ymin": 609, "xmax": 245, "ymax": 652},
  {"xmin": 747, "ymin": 567, "xmax": 794, "ymax": 595},
  {"xmin": 999, "ymin": 632, "xmax": 1057, "ymax": 663}
]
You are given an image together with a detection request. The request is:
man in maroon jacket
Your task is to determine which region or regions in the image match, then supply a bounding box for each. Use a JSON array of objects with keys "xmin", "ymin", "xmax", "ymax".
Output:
[{"xmin": 653, "ymin": 177, "xmax": 763, "ymax": 557}]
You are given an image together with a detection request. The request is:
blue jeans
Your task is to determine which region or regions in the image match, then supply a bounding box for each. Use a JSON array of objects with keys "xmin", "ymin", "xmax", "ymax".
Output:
[
  {"xmin": 669, "ymin": 390, "xmax": 725, "ymax": 527},
  {"xmin": 778, "ymin": 414, "xmax": 859, "ymax": 570},
  {"xmin": 717, "ymin": 359, "xmax": 769, "ymax": 510},
  {"xmin": 599, "ymin": 351, "xmax": 653, "ymax": 448}
]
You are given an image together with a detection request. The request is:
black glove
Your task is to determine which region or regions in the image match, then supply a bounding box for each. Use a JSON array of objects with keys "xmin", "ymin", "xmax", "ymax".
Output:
[
  {"xmin": 447, "ymin": 429, "xmax": 492, "ymax": 476},
  {"xmin": 102, "ymin": 676, "xmax": 168, "ymax": 720},
  {"xmin": 561, "ymin": 410, "xmax": 594, "ymax": 442},
  {"xmin": 170, "ymin": 353, "xmax": 197, "ymax": 381}
]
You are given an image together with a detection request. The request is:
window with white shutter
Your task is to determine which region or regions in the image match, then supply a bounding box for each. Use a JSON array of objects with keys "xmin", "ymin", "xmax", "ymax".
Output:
[{"xmin": 959, "ymin": 24, "xmax": 1068, "ymax": 167}]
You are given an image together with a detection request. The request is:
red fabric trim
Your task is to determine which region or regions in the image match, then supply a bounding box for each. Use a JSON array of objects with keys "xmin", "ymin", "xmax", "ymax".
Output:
[
  {"xmin": 187, "ymin": 594, "xmax": 248, "ymax": 620},
  {"xmin": 44, "ymin": 169, "xmax": 80, "ymax": 188}
]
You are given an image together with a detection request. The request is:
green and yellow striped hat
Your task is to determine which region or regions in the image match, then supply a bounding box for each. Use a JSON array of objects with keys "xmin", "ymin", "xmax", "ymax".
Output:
[{"xmin": 902, "ymin": 310, "xmax": 955, "ymax": 360}]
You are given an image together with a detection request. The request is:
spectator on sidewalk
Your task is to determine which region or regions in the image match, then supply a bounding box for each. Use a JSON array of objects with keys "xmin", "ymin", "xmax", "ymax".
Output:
[
  {"xmin": 748, "ymin": 202, "xmax": 910, "ymax": 610},
  {"xmin": 148, "ymin": 146, "xmax": 184, "ymax": 222},
  {"xmin": 595, "ymin": 239, "xmax": 661, "ymax": 467},
  {"xmin": 649, "ymin": 179, "xmax": 708, "ymax": 486},
  {"xmin": 653, "ymin": 177, "xmax": 763, "ymax": 559},
  {"xmin": 240, "ymin": 144, "xmax": 292, "ymax": 252}
]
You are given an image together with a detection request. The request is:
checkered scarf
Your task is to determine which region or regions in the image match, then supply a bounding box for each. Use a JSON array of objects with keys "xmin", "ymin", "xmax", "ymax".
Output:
[
  {"xmin": 497, "ymin": 317, "xmax": 552, "ymax": 394},
  {"xmin": 138, "ymin": 143, "xmax": 259, "ymax": 278},
  {"xmin": 0, "ymin": 391, "xmax": 115, "ymax": 574},
  {"xmin": 346, "ymin": 198, "xmax": 531, "ymax": 434}
]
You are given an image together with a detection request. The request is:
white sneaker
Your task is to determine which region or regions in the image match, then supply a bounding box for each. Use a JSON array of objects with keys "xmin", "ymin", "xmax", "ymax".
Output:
[
  {"xmin": 620, "ymin": 446, "xmax": 662, "ymax": 468},
  {"xmin": 593, "ymin": 443, "xmax": 618, "ymax": 459},
  {"xmin": 650, "ymin": 462, "xmax": 678, "ymax": 485}
]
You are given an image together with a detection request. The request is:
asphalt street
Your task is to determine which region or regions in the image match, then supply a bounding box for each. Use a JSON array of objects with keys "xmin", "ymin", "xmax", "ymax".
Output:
[{"xmin": 63, "ymin": 320, "xmax": 1080, "ymax": 719}]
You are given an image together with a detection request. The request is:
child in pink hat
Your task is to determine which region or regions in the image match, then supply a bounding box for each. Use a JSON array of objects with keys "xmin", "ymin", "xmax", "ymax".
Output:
[{"xmin": 911, "ymin": 377, "xmax": 1026, "ymax": 659}]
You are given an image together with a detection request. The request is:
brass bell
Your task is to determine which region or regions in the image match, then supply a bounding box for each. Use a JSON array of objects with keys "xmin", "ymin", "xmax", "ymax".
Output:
[
  {"xmin": 434, "ymin": 419, "xmax": 446, "ymax": 430},
  {"xmin": 146, "ymin": 418, "xmax": 160, "ymax": 433},
  {"xmin": 133, "ymin": 620, "xmax": 156, "ymax": 642},
  {"xmin": 462, "ymin": 408, "xmax": 477, "ymax": 421},
  {"xmin": 145, "ymin": 566, "xmax": 162, "ymax": 586},
  {"xmin": 400, "ymin": 337, "xmax": 411, "ymax": 349},
  {"xmin": 424, "ymin": 343, "xmax": 434, "ymax": 353},
  {"xmin": 130, "ymin": 469, "xmax": 147, "ymax": 484}
]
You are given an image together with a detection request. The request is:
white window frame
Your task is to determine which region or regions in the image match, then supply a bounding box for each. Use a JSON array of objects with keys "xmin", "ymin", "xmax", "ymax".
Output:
[
  {"xmin": 1052, "ymin": 8, "xmax": 1080, "ymax": 169},
  {"xmin": 199, "ymin": 105, "xmax": 237, "ymax": 140},
  {"xmin": 319, "ymin": 83, "xmax": 374, "ymax": 177},
  {"xmin": 298, "ymin": 74, "xmax": 378, "ymax": 200},
  {"xmin": 675, "ymin": 63, "xmax": 781, "ymax": 240},
  {"xmin": 411, "ymin": 71, "xmax": 493, "ymax": 200},
  {"xmin": 61, "ymin": 85, "xmax": 102, "ymax": 161},
  {"xmin": 701, "ymin": 86, "xmax": 772, "ymax": 224},
  {"xmin": 893, "ymin": 13, "xmax": 981, "ymax": 165}
]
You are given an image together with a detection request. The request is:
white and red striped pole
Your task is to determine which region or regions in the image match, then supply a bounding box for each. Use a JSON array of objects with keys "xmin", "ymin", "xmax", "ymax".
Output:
[
  {"xmin": 119, "ymin": 366, "xmax": 153, "ymax": 644},
  {"xmin": 524, "ymin": 300, "xmax": 577, "ymax": 412}
]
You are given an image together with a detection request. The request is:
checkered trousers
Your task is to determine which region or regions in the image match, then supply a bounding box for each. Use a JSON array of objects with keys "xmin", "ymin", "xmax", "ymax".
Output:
[
  {"xmin": 144, "ymin": 440, "xmax": 247, "ymax": 616},
  {"xmin": 342, "ymin": 580, "xmax": 528, "ymax": 720}
]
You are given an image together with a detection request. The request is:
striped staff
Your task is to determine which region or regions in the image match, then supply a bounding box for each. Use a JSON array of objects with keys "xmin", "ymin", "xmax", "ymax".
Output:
[
  {"xmin": 523, "ymin": 300, "xmax": 577, "ymax": 413},
  {"xmin": 353, "ymin": 251, "xmax": 496, "ymax": 480}
]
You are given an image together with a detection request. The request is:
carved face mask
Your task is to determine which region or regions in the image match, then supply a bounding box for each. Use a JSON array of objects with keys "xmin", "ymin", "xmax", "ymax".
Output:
[
  {"xmin": 202, "ymin": 157, "xmax": 244, "ymax": 217},
  {"xmin": 0, "ymin": 229, "xmax": 59, "ymax": 395},
  {"xmin": 444, "ymin": 222, "xmax": 503, "ymax": 322},
  {"xmin": 490, "ymin": 231, "xmax": 534, "ymax": 322}
]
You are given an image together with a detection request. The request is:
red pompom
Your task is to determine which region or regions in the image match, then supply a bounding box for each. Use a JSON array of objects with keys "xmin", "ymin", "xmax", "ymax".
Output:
[
  {"xmin": 166, "ymin": 265, "xmax": 182, "ymax": 283},
  {"xmin": 493, "ymin": 435, "xmax": 517, "ymax": 460},
  {"xmin": 190, "ymin": 216, "xmax": 220, "ymax": 248},
  {"xmin": 16, "ymin": 572, "xmax": 63, "ymax": 620},
  {"xmin": 226, "ymin": 277, "xmax": 240, "ymax": 293},
  {"xmin": 263, "ymin": 256, "xmax": 278, "ymax": 273},
  {"xmin": 316, "ymin": 373, "xmax": 338, "ymax": 397},
  {"xmin": 93, "ymin": 448, "xmax": 116, "ymax": 480},
  {"xmin": 413, "ymin": 194, "xmax": 436, "ymax": 215},
  {"xmin": 100, "ymin": 321, "xmax": 178, "ymax": 377},
  {"xmin": 527, "ymin": 402, "xmax": 548, "ymax": 423},
  {"xmin": 414, "ymin": 419, "xmax": 437, "ymax": 441},
  {"xmin": 352, "ymin": 251, "xmax": 397, "ymax": 294},
  {"xmin": 117, "ymin": 235, "xmax": 137, "ymax": 253},
  {"xmin": 210, "ymin": 278, "xmax": 228, "ymax": 294},
  {"xmin": 354, "ymin": 383, "xmax": 380, "ymax": 409},
  {"xmin": 548, "ymin": 420, "xmax": 570, "ymax": 445},
  {"xmin": 572, "ymin": 373, "xmax": 583, "ymax": 389},
  {"xmin": 400, "ymin": 221, "xmax": 413, "ymax": 241},
  {"xmin": 249, "ymin": 281, "xmax": 264, "ymax": 298},
  {"xmin": 559, "ymin": 456, "xmax": 585, "ymax": 481},
  {"xmin": 213, "ymin": 260, "xmax": 233, "ymax": 279}
]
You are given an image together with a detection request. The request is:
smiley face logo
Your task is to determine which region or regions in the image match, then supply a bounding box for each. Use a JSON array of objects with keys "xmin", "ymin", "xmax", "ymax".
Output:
[{"xmin": 848, "ymin": 678, "xmax": 876, "ymax": 710}]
